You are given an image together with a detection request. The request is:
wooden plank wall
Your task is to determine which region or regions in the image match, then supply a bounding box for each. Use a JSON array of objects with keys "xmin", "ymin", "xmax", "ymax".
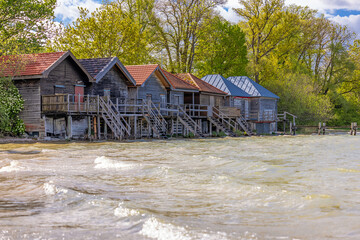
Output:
[
  {"xmin": 88, "ymin": 67, "xmax": 129, "ymax": 99},
  {"xmin": 137, "ymin": 72, "xmax": 167, "ymax": 103},
  {"xmin": 13, "ymin": 79, "xmax": 44, "ymax": 136},
  {"xmin": 41, "ymin": 57, "xmax": 89, "ymax": 95},
  {"xmin": 169, "ymin": 91, "xmax": 184, "ymax": 105}
]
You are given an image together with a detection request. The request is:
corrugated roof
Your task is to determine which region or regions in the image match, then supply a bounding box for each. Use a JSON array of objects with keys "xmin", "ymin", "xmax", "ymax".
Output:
[
  {"xmin": 125, "ymin": 64, "xmax": 159, "ymax": 86},
  {"xmin": 0, "ymin": 52, "xmax": 66, "ymax": 77},
  {"xmin": 161, "ymin": 70, "xmax": 198, "ymax": 91},
  {"xmin": 227, "ymin": 76, "xmax": 279, "ymax": 99},
  {"xmin": 177, "ymin": 73, "xmax": 227, "ymax": 95},
  {"xmin": 201, "ymin": 74, "xmax": 251, "ymax": 97}
]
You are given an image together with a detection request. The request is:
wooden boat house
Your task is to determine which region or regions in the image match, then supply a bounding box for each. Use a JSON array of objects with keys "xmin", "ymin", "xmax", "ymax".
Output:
[
  {"xmin": 1, "ymin": 50, "xmax": 287, "ymax": 139},
  {"xmin": 0, "ymin": 51, "xmax": 94, "ymax": 138},
  {"xmin": 227, "ymin": 76, "xmax": 279, "ymax": 134}
]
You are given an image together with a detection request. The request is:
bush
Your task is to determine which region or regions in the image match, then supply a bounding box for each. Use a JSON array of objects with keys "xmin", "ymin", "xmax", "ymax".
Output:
[{"xmin": 0, "ymin": 77, "xmax": 25, "ymax": 136}]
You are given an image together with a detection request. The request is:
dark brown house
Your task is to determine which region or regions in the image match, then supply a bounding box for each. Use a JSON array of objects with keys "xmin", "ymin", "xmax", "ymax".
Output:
[
  {"xmin": 0, "ymin": 51, "xmax": 94, "ymax": 138},
  {"xmin": 79, "ymin": 57, "xmax": 136, "ymax": 100}
]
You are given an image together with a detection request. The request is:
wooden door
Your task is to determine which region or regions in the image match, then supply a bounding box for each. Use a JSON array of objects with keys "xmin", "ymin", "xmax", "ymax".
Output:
[{"xmin": 74, "ymin": 86, "xmax": 84, "ymax": 103}]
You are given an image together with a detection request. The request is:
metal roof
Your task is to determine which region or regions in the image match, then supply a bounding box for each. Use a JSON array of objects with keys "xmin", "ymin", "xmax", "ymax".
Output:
[
  {"xmin": 201, "ymin": 74, "xmax": 251, "ymax": 97},
  {"xmin": 227, "ymin": 76, "xmax": 279, "ymax": 99}
]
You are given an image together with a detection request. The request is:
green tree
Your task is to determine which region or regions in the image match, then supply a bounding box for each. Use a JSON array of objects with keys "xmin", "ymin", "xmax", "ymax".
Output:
[
  {"xmin": 0, "ymin": 0, "xmax": 56, "ymax": 55},
  {"xmin": 152, "ymin": 0, "xmax": 225, "ymax": 73},
  {"xmin": 48, "ymin": 0, "xmax": 155, "ymax": 64},
  {"xmin": 195, "ymin": 17, "xmax": 248, "ymax": 77}
]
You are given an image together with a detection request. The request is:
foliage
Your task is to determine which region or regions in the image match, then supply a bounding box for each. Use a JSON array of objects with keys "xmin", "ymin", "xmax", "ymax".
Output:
[
  {"xmin": 195, "ymin": 16, "xmax": 248, "ymax": 77},
  {"xmin": 0, "ymin": 77, "xmax": 25, "ymax": 135},
  {"xmin": 47, "ymin": 0, "xmax": 156, "ymax": 64},
  {"xmin": 0, "ymin": 0, "xmax": 56, "ymax": 55}
]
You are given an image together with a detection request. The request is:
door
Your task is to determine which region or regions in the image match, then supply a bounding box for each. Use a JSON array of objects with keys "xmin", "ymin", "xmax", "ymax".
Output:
[
  {"xmin": 75, "ymin": 86, "xmax": 84, "ymax": 103},
  {"xmin": 245, "ymin": 99, "xmax": 249, "ymax": 119},
  {"xmin": 210, "ymin": 96, "xmax": 215, "ymax": 106}
]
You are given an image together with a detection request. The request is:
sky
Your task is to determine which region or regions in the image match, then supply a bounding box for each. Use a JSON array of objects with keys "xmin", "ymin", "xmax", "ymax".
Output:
[{"xmin": 54, "ymin": 0, "xmax": 360, "ymax": 36}]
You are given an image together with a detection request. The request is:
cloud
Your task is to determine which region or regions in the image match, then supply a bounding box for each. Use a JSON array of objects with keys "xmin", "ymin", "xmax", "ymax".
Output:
[
  {"xmin": 54, "ymin": 0, "xmax": 102, "ymax": 23},
  {"xmin": 330, "ymin": 14, "xmax": 360, "ymax": 36}
]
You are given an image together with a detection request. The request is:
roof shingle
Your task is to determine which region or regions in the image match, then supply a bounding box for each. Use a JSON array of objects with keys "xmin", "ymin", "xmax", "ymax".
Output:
[
  {"xmin": 161, "ymin": 70, "xmax": 198, "ymax": 91},
  {"xmin": 177, "ymin": 73, "xmax": 227, "ymax": 95},
  {"xmin": 79, "ymin": 57, "xmax": 113, "ymax": 79},
  {"xmin": 0, "ymin": 52, "xmax": 66, "ymax": 77},
  {"xmin": 125, "ymin": 64, "xmax": 159, "ymax": 86}
]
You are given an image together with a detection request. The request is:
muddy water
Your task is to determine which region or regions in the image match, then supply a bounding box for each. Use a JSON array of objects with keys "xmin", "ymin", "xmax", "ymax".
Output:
[{"xmin": 0, "ymin": 135, "xmax": 359, "ymax": 239}]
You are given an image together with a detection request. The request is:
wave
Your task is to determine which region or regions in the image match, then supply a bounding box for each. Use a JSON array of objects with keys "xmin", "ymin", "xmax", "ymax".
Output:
[
  {"xmin": 43, "ymin": 181, "xmax": 68, "ymax": 195},
  {"xmin": 114, "ymin": 202, "xmax": 140, "ymax": 218},
  {"xmin": 140, "ymin": 217, "xmax": 191, "ymax": 240},
  {"xmin": 0, "ymin": 161, "xmax": 23, "ymax": 172},
  {"xmin": 94, "ymin": 156, "xmax": 136, "ymax": 170}
]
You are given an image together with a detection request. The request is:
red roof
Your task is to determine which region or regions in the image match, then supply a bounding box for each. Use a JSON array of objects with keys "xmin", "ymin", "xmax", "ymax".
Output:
[
  {"xmin": 125, "ymin": 64, "xmax": 159, "ymax": 86},
  {"xmin": 0, "ymin": 52, "xmax": 66, "ymax": 77},
  {"xmin": 161, "ymin": 69, "xmax": 198, "ymax": 91},
  {"xmin": 177, "ymin": 73, "xmax": 227, "ymax": 95}
]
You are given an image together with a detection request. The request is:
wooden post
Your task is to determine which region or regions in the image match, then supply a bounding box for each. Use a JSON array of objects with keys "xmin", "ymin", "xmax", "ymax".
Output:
[
  {"xmin": 94, "ymin": 117, "xmax": 97, "ymax": 139},
  {"xmin": 322, "ymin": 123, "xmax": 326, "ymax": 135},
  {"xmin": 354, "ymin": 122, "xmax": 357, "ymax": 136},
  {"xmin": 87, "ymin": 94, "xmax": 90, "ymax": 113},
  {"xmin": 318, "ymin": 122, "xmax": 322, "ymax": 135},
  {"xmin": 88, "ymin": 116, "xmax": 91, "ymax": 139},
  {"xmin": 67, "ymin": 115, "xmax": 72, "ymax": 139},
  {"xmin": 104, "ymin": 122, "xmax": 107, "ymax": 140},
  {"xmin": 78, "ymin": 93, "xmax": 81, "ymax": 112},
  {"xmin": 67, "ymin": 94, "xmax": 70, "ymax": 112},
  {"xmin": 97, "ymin": 95, "xmax": 100, "ymax": 114},
  {"xmin": 134, "ymin": 116, "xmax": 138, "ymax": 139},
  {"xmin": 97, "ymin": 115, "xmax": 101, "ymax": 139}
]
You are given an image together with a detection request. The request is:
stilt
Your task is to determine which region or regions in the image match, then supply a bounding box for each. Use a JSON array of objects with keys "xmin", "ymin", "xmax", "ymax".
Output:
[
  {"xmin": 134, "ymin": 116, "xmax": 138, "ymax": 139},
  {"xmin": 104, "ymin": 121, "xmax": 107, "ymax": 140},
  {"xmin": 67, "ymin": 115, "xmax": 72, "ymax": 139},
  {"xmin": 87, "ymin": 116, "xmax": 91, "ymax": 139},
  {"xmin": 97, "ymin": 115, "xmax": 101, "ymax": 139}
]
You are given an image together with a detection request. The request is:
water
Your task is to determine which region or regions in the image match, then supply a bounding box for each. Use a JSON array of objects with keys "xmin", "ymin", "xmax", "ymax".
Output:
[{"xmin": 0, "ymin": 135, "xmax": 359, "ymax": 239}]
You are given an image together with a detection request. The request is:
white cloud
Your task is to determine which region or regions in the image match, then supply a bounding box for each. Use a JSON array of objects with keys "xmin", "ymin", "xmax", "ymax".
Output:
[
  {"xmin": 285, "ymin": 0, "xmax": 360, "ymax": 11},
  {"xmin": 54, "ymin": 0, "xmax": 102, "ymax": 23},
  {"xmin": 330, "ymin": 14, "xmax": 360, "ymax": 36}
]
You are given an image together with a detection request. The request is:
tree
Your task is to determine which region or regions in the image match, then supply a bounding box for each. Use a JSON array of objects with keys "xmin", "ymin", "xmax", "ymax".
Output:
[
  {"xmin": 48, "ymin": 0, "xmax": 156, "ymax": 65},
  {"xmin": 235, "ymin": 0, "xmax": 304, "ymax": 83},
  {"xmin": 195, "ymin": 17, "xmax": 248, "ymax": 77},
  {"xmin": 0, "ymin": 0, "xmax": 56, "ymax": 55},
  {"xmin": 152, "ymin": 0, "xmax": 225, "ymax": 73}
]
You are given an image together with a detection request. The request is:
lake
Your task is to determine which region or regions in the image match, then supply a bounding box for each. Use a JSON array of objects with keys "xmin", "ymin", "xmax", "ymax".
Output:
[{"xmin": 0, "ymin": 135, "xmax": 359, "ymax": 239}]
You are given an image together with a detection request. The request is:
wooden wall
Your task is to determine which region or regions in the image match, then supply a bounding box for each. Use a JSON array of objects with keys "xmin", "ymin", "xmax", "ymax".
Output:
[
  {"xmin": 88, "ymin": 67, "xmax": 129, "ymax": 99},
  {"xmin": 41, "ymin": 57, "xmax": 89, "ymax": 95},
  {"xmin": 169, "ymin": 91, "xmax": 184, "ymax": 105},
  {"xmin": 13, "ymin": 79, "xmax": 44, "ymax": 137},
  {"xmin": 137, "ymin": 72, "xmax": 167, "ymax": 103}
]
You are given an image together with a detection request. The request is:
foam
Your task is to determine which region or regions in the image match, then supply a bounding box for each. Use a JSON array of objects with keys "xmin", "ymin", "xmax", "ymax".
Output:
[
  {"xmin": 140, "ymin": 217, "xmax": 191, "ymax": 240},
  {"xmin": 43, "ymin": 181, "xmax": 68, "ymax": 195},
  {"xmin": 0, "ymin": 161, "xmax": 23, "ymax": 172},
  {"xmin": 94, "ymin": 156, "xmax": 136, "ymax": 170},
  {"xmin": 114, "ymin": 202, "xmax": 140, "ymax": 218}
]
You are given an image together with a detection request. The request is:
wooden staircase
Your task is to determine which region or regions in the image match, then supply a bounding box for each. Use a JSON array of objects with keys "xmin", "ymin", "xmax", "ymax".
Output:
[
  {"xmin": 143, "ymin": 100, "xmax": 167, "ymax": 138},
  {"xmin": 177, "ymin": 106, "xmax": 204, "ymax": 137},
  {"xmin": 209, "ymin": 107, "xmax": 237, "ymax": 136},
  {"xmin": 99, "ymin": 97, "xmax": 131, "ymax": 139},
  {"xmin": 236, "ymin": 115, "xmax": 252, "ymax": 136}
]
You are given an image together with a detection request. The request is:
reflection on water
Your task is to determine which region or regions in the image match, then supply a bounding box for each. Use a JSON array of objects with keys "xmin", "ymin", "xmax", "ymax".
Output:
[{"xmin": 0, "ymin": 135, "xmax": 360, "ymax": 239}]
